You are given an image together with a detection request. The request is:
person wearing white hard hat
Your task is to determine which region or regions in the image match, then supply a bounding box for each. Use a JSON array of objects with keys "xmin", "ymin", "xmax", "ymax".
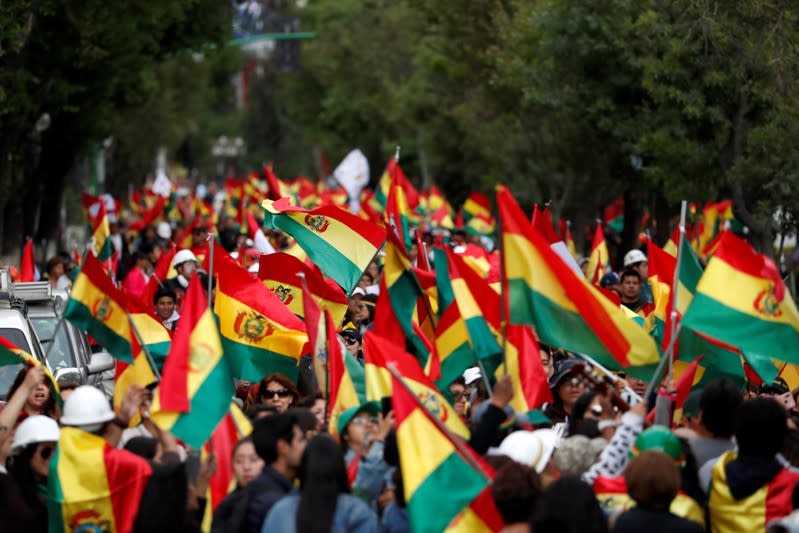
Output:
[
  {"xmin": 4, "ymin": 415, "xmax": 60, "ymax": 531},
  {"xmin": 163, "ymin": 248, "xmax": 199, "ymax": 312},
  {"xmin": 496, "ymin": 428, "xmax": 561, "ymax": 480},
  {"xmin": 623, "ymin": 248, "xmax": 653, "ymax": 305}
]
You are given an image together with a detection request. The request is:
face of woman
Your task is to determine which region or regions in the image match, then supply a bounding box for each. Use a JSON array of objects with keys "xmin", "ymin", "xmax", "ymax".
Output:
[
  {"xmin": 27, "ymin": 383, "xmax": 49, "ymax": 411},
  {"xmin": 232, "ymin": 442, "xmax": 264, "ymax": 487},
  {"xmin": 310, "ymin": 399, "xmax": 325, "ymax": 429},
  {"xmin": 261, "ymin": 381, "xmax": 294, "ymax": 412},
  {"xmin": 30, "ymin": 442, "xmax": 56, "ymax": 478},
  {"xmin": 557, "ymin": 376, "xmax": 585, "ymax": 411}
]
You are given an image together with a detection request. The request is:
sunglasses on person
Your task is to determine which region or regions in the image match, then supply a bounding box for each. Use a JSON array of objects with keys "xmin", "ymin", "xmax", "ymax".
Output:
[
  {"xmin": 263, "ymin": 388, "xmax": 291, "ymax": 399},
  {"xmin": 343, "ymin": 337, "xmax": 359, "ymax": 346},
  {"xmin": 38, "ymin": 444, "xmax": 55, "ymax": 460}
]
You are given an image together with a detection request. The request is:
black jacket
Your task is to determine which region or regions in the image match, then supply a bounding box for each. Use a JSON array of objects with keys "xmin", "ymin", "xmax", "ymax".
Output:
[
  {"xmin": 243, "ymin": 466, "xmax": 294, "ymax": 533},
  {"xmin": 614, "ymin": 507, "xmax": 703, "ymax": 533}
]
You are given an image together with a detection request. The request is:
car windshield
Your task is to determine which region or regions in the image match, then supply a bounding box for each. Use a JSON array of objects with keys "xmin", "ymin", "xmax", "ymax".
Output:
[
  {"xmin": 0, "ymin": 328, "xmax": 32, "ymax": 400},
  {"xmin": 29, "ymin": 317, "xmax": 75, "ymax": 371}
]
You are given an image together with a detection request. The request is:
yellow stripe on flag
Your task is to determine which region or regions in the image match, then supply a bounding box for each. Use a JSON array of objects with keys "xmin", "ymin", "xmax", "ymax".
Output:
[
  {"xmin": 71, "ymin": 275, "xmax": 131, "ymax": 339},
  {"xmin": 397, "ymin": 409, "xmax": 454, "ymax": 496}
]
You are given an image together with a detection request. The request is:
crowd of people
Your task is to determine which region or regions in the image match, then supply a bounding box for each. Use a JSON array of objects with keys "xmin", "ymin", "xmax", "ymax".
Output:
[{"xmin": 1, "ymin": 209, "xmax": 799, "ymax": 533}]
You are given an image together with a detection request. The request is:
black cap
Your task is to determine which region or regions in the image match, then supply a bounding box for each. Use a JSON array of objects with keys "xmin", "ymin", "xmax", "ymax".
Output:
[
  {"xmin": 340, "ymin": 328, "xmax": 362, "ymax": 343},
  {"xmin": 548, "ymin": 359, "xmax": 584, "ymax": 389}
]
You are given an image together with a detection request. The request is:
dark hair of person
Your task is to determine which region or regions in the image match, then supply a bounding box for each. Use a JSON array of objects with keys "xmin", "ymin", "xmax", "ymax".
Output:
[
  {"xmin": 735, "ymin": 397, "xmax": 787, "ymax": 457},
  {"xmin": 153, "ymin": 287, "xmax": 177, "ymax": 306},
  {"xmin": 484, "ymin": 453, "xmax": 515, "ymax": 472},
  {"xmin": 232, "ymin": 436, "xmax": 254, "ymax": 457},
  {"xmin": 245, "ymin": 404, "xmax": 278, "ymax": 420},
  {"xmin": 677, "ymin": 437, "xmax": 706, "ymax": 505},
  {"xmin": 624, "ymin": 451, "xmax": 681, "ymax": 510},
  {"xmin": 450, "ymin": 376, "xmax": 466, "ymax": 388},
  {"xmin": 530, "ymin": 476, "xmax": 608, "ymax": 533},
  {"xmin": 124, "ymin": 437, "xmax": 158, "ymax": 460},
  {"xmin": 297, "ymin": 392, "xmax": 324, "ymax": 409},
  {"xmin": 45, "ymin": 256, "xmax": 64, "ymax": 276},
  {"xmin": 783, "ymin": 428, "xmax": 799, "ymax": 469},
  {"xmin": 285, "ymin": 407, "xmax": 319, "ymax": 434},
  {"xmin": 251, "ymin": 412, "xmax": 296, "ymax": 464},
  {"xmin": 699, "ymin": 378, "xmax": 743, "ymax": 438},
  {"xmin": 8, "ymin": 443, "xmax": 48, "ymax": 516},
  {"xmin": 7, "ymin": 367, "xmax": 55, "ymax": 417},
  {"xmin": 296, "ymin": 435, "xmax": 350, "ymax": 533},
  {"xmin": 492, "ymin": 460, "xmax": 542, "ymax": 524},
  {"xmin": 258, "ymin": 373, "xmax": 300, "ymax": 405},
  {"xmin": 571, "ymin": 390, "xmax": 599, "ymax": 423},
  {"xmin": 620, "ymin": 269, "xmax": 641, "ymax": 283}
]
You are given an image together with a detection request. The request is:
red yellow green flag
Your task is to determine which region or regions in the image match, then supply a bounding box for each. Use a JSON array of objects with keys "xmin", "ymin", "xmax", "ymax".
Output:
[
  {"xmin": 90, "ymin": 201, "xmax": 113, "ymax": 261},
  {"xmin": 151, "ymin": 276, "xmax": 233, "ymax": 448},
  {"xmin": 327, "ymin": 309, "xmax": 365, "ymax": 437},
  {"xmin": 261, "ymin": 197, "xmax": 387, "ymax": 294},
  {"xmin": 586, "ymin": 222, "xmax": 608, "ymax": 284},
  {"xmin": 681, "ymin": 232, "xmax": 799, "ymax": 367},
  {"xmin": 495, "ymin": 324, "xmax": 553, "ymax": 413},
  {"xmin": 460, "ymin": 192, "xmax": 496, "ymax": 236},
  {"xmin": 258, "ymin": 251, "xmax": 348, "ymax": 324},
  {"xmin": 48, "ymin": 427, "xmax": 152, "ymax": 533},
  {"xmin": 497, "ymin": 186, "xmax": 660, "ymax": 377},
  {"xmin": 375, "ymin": 158, "xmax": 420, "ymax": 213},
  {"xmin": 215, "ymin": 256, "xmax": 309, "ymax": 382},
  {"xmin": 64, "ymin": 252, "xmax": 133, "ymax": 362},
  {"xmin": 426, "ymin": 185, "xmax": 455, "ymax": 229},
  {"xmin": 364, "ymin": 332, "xmax": 470, "ymax": 439},
  {"xmin": 0, "ymin": 335, "xmax": 61, "ymax": 405},
  {"xmin": 392, "ymin": 370, "xmax": 503, "ymax": 532}
]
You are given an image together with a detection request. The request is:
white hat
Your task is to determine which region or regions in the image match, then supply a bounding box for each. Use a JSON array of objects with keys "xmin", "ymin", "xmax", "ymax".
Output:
[
  {"xmin": 351, "ymin": 287, "xmax": 366, "ymax": 297},
  {"xmin": 173, "ymin": 249, "xmax": 198, "ymax": 268},
  {"xmin": 463, "ymin": 367, "xmax": 482, "ymax": 386},
  {"xmin": 156, "ymin": 221, "xmax": 172, "ymax": 240},
  {"xmin": 623, "ymin": 249, "xmax": 647, "ymax": 267},
  {"xmin": 497, "ymin": 429, "xmax": 560, "ymax": 473},
  {"xmin": 12, "ymin": 415, "xmax": 60, "ymax": 453},
  {"xmin": 60, "ymin": 385, "xmax": 115, "ymax": 428}
]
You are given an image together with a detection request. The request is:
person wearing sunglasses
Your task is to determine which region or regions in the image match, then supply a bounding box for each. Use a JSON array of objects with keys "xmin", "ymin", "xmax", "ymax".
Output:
[
  {"xmin": 6, "ymin": 414, "xmax": 60, "ymax": 532},
  {"xmin": 257, "ymin": 374, "xmax": 300, "ymax": 413},
  {"xmin": 339, "ymin": 328, "xmax": 364, "ymax": 363}
]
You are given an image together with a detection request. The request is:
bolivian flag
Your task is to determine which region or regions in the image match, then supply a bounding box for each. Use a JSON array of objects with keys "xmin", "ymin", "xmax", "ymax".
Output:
[
  {"xmin": 364, "ymin": 332, "xmax": 470, "ymax": 439},
  {"xmin": 460, "ymin": 192, "xmax": 495, "ymax": 235},
  {"xmin": 48, "ymin": 427, "xmax": 152, "ymax": 533},
  {"xmin": 497, "ymin": 186, "xmax": 659, "ymax": 378},
  {"xmin": 258, "ymin": 252, "xmax": 348, "ymax": 325},
  {"xmin": 585, "ymin": 222, "xmax": 608, "ymax": 285},
  {"xmin": 64, "ymin": 252, "xmax": 133, "ymax": 362},
  {"xmin": 682, "ymin": 232, "xmax": 799, "ymax": 367},
  {"xmin": 426, "ymin": 185, "xmax": 455, "ymax": 229},
  {"xmin": 151, "ymin": 277, "xmax": 233, "ymax": 448},
  {"xmin": 0, "ymin": 335, "xmax": 61, "ymax": 405},
  {"xmin": 375, "ymin": 158, "xmax": 420, "ymax": 213},
  {"xmin": 90, "ymin": 201, "xmax": 113, "ymax": 261},
  {"xmin": 494, "ymin": 324, "xmax": 553, "ymax": 413},
  {"xmin": 215, "ymin": 256, "xmax": 308, "ymax": 382},
  {"xmin": 262, "ymin": 197, "xmax": 387, "ymax": 294},
  {"xmin": 392, "ymin": 370, "xmax": 504, "ymax": 533},
  {"xmin": 327, "ymin": 310, "xmax": 366, "ymax": 437}
]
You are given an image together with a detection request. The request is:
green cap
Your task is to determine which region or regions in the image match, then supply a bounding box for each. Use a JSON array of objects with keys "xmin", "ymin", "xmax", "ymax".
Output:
[
  {"xmin": 336, "ymin": 401, "xmax": 381, "ymax": 437},
  {"xmin": 630, "ymin": 426, "xmax": 683, "ymax": 462}
]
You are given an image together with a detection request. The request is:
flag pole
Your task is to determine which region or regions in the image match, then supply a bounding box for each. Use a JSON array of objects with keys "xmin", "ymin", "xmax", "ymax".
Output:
[
  {"xmin": 495, "ymin": 197, "xmax": 508, "ymax": 376},
  {"xmin": 126, "ymin": 314, "xmax": 161, "ymax": 381},
  {"xmin": 386, "ymin": 362, "xmax": 492, "ymax": 481},
  {"xmin": 206, "ymin": 233, "xmax": 215, "ymax": 310}
]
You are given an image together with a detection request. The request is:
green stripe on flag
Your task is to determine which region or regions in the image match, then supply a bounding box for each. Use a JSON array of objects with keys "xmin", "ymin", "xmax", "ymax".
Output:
[
  {"xmin": 221, "ymin": 338, "xmax": 299, "ymax": 383},
  {"xmin": 343, "ymin": 349, "xmax": 366, "ymax": 403},
  {"xmin": 436, "ymin": 341, "xmax": 476, "ymax": 390},
  {"xmin": 64, "ymin": 299, "xmax": 132, "ymax": 363}
]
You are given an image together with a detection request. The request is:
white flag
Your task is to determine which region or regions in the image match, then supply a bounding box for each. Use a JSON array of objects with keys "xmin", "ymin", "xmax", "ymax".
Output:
[
  {"xmin": 333, "ymin": 149, "xmax": 370, "ymax": 212},
  {"xmin": 152, "ymin": 170, "xmax": 172, "ymax": 198}
]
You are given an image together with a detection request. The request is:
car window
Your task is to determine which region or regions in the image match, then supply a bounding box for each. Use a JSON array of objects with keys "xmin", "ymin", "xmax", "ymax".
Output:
[
  {"xmin": 29, "ymin": 317, "xmax": 74, "ymax": 370},
  {"xmin": 0, "ymin": 328, "xmax": 32, "ymax": 400}
]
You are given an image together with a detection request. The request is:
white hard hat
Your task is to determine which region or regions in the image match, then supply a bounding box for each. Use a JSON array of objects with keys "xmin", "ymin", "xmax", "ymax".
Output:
[
  {"xmin": 60, "ymin": 385, "xmax": 115, "ymax": 427},
  {"xmin": 497, "ymin": 429, "xmax": 560, "ymax": 473},
  {"xmin": 156, "ymin": 221, "xmax": 172, "ymax": 240},
  {"xmin": 173, "ymin": 249, "xmax": 198, "ymax": 268},
  {"xmin": 623, "ymin": 249, "xmax": 647, "ymax": 267},
  {"xmin": 12, "ymin": 415, "xmax": 60, "ymax": 453},
  {"xmin": 463, "ymin": 367, "xmax": 482, "ymax": 386}
]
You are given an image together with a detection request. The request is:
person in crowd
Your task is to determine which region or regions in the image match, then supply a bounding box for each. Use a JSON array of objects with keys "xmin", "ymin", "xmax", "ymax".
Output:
[
  {"xmin": 297, "ymin": 393, "xmax": 326, "ymax": 432},
  {"xmin": 544, "ymin": 359, "xmax": 586, "ymax": 424},
  {"xmin": 244, "ymin": 412, "xmax": 308, "ymax": 533},
  {"xmin": 599, "ymin": 271, "xmax": 621, "ymax": 294},
  {"xmin": 164, "ymin": 249, "xmax": 199, "ymax": 311},
  {"xmin": 448, "ymin": 376, "xmax": 468, "ymax": 419},
  {"xmin": 45, "ymin": 255, "xmax": 70, "ymax": 290},
  {"xmin": 122, "ymin": 250, "xmax": 152, "ymax": 300},
  {"xmin": 340, "ymin": 328, "xmax": 364, "ymax": 363},
  {"xmin": 624, "ymin": 373, "xmax": 648, "ymax": 401},
  {"xmin": 286, "ymin": 407, "xmax": 321, "ymax": 440},
  {"xmin": 7, "ymin": 366, "xmax": 56, "ymax": 420},
  {"xmin": 492, "ymin": 460, "xmax": 542, "ymax": 533},
  {"xmin": 707, "ymin": 398, "xmax": 799, "ymax": 532},
  {"xmin": 7, "ymin": 415, "xmax": 60, "ymax": 531},
  {"xmin": 211, "ymin": 436, "xmax": 265, "ymax": 533},
  {"xmin": 530, "ymin": 476, "xmax": 609, "ymax": 533},
  {"xmin": 623, "ymin": 249, "xmax": 652, "ymax": 305},
  {"xmin": 255, "ymin": 374, "xmax": 299, "ymax": 413},
  {"xmin": 153, "ymin": 287, "xmax": 180, "ymax": 332},
  {"xmin": 261, "ymin": 434, "xmax": 378, "ymax": 532},
  {"xmin": 614, "ymin": 451, "xmax": 704, "ymax": 533},
  {"xmin": 760, "ymin": 377, "xmax": 796, "ymax": 412},
  {"xmin": 688, "ymin": 378, "xmax": 742, "ymax": 476},
  {"xmin": 357, "ymin": 272, "xmax": 373, "ymax": 292},
  {"xmin": 619, "ymin": 269, "xmax": 646, "ymax": 313},
  {"xmin": 539, "ymin": 344, "xmax": 555, "ymax": 380},
  {"xmin": 496, "ymin": 429, "xmax": 560, "ymax": 484},
  {"xmin": 553, "ymin": 435, "xmax": 608, "ymax": 477},
  {"xmin": 581, "ymin": 400, "xmax": 648, "ymax": 485},
  {"xmin": 339, "ymin": 401, "xmax": 393, "ymax": 504},
  {"xmin": 190, "ymin": 225, "xmax": 210, "ymax": 263}
]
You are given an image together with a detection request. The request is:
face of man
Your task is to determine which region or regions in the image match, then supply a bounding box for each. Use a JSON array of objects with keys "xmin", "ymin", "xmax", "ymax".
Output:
[
  {"xmin": 178, "ymin": 260, "xmax": 198, "ymax": 278},
  {"xmin": 191, "ymin": 228, "xmax": 208, "ymax": 248},
  {"xmin": 620, "ymin": 275, "xmax": 641, "ymax": 301},
  {"xmin": 540, "ymin": 348, "xmax": 554, "ymax": 379},
  {"xmin": 155, "ymin": 296, "xmax": 176, "ymax": 320},
  {"xmin": 279, "ymin": 425, "xmax": 308, "ymax": 469}
]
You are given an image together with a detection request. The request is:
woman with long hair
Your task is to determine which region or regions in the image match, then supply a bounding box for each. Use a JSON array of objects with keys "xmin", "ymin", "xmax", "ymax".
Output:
[
  {"xmin": 211, "ymin": 436, "xmax": 266, "ymax": 533},
  {"xmin": 7, "ymin": 366, "xmax": 56, "ymax": 420},
  {"xmin": 261, "ymin": 434, "xmax": 378, "ymax": 533}
]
